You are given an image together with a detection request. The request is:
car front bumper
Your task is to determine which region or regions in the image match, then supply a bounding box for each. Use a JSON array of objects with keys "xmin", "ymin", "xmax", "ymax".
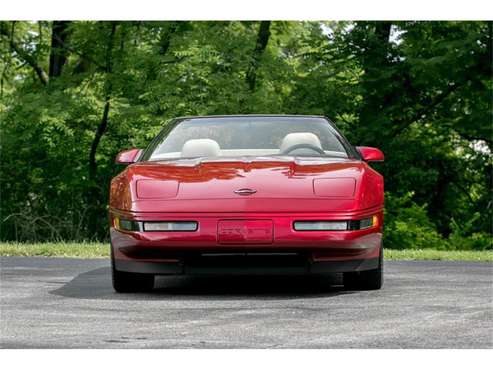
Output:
[{"xmin": 109, "ymin": 208, "xmax": 383, "ymax": 275}]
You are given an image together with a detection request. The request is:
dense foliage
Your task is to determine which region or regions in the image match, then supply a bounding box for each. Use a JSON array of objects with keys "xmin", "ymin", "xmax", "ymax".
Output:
[{"xmin": 0, "ymin": 21, "xmax": 491, "ymax": 249}]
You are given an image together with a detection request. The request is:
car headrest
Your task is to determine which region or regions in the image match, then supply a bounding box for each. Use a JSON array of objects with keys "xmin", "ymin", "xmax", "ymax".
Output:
[
  {"xmin": 181, "ymin": 139, "xmax": 221, "ymax": 158},
  {"xmin": 279, "ymin": 132, "xmax": 323, "ymax": 153}
]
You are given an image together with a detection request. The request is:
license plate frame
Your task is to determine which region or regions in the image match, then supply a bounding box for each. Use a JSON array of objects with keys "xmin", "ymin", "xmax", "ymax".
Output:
[{"xmin": 217, "ymin": 220, "xmax": 274, "ymax": 244}]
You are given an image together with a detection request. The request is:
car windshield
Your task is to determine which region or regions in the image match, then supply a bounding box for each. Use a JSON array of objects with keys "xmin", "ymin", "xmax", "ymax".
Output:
[{"xmin": 145, "ymin": 116, "xmax": 349, "ymax": 160}]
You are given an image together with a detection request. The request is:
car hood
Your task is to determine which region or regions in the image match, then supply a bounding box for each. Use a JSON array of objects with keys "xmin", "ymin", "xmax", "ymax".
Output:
[{"xmin": 110, "ymin": 157, "xmax": 383, "ymax": 213}]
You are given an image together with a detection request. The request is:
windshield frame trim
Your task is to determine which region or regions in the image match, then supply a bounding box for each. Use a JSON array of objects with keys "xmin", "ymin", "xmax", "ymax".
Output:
[{"xmin": 139, "ymin": 116, "xmax": 359, "ymax": 162}]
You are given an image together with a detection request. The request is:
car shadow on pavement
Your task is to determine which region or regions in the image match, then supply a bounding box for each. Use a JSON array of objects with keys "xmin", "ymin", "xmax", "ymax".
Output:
[{"xmin": 50, "ymin": 267, "xmax": 353, "ymax": 301}]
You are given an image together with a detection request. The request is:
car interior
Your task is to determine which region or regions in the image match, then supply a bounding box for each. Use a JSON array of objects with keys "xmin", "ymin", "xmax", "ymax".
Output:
[{"xmin": 151, "ymin": 132, "xmax": 348, "ymax": 160}]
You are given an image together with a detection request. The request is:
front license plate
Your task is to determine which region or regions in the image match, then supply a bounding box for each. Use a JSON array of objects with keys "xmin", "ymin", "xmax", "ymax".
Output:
[{"xmin": 218, "ymin": 220, "xmax": 273, "ymax": 244}]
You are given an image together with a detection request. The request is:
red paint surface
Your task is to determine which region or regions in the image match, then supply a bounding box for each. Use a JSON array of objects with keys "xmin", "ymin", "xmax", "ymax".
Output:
[
  {"xmin": 115, "ymin": 148, "xmax": 142, "ymax": 164},
  {"xmin": 136, "ymin": 179, "xmax": 179, "ymax": 199},
  {"xmin": 110, "ymin": 157, "xmax": 384, "ymax": 265},
  {"xmin": 356, "ymin": 146, "xmax": 385, "ymax": 162},
  {"xmin": 110, "ymin": 160, "xmax": 383, "ymax": 212},
  {"xmin": 313, "ymin": 178, "xmax": 356, "ymax": 198}
]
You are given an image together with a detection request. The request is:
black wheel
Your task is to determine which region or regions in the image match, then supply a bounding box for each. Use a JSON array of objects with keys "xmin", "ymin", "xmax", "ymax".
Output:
[
  {"xmin": 111, "ymin": 250, "xmax": 154, "ymax": 293},
  {"xmin": 343, "ymin": 247, "xmax": 383, "ymax": 291}
]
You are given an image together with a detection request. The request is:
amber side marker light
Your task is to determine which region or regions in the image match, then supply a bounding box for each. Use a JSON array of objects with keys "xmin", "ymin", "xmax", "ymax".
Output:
[
  {"xmin": 373, "ymin": 215, "xmax": 379, "ymax": 227},
  {"xmin": 349, "ymin": 215, "xmax": 378, "ymax": 230},
  {"xmin": 114, "ymin": 217, "xmax": 141, "ymax": 231}
]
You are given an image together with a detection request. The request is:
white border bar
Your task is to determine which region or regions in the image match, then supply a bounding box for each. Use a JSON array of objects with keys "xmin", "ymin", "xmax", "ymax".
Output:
[
  {"xmin": 1, "ymin": 0, "xmax": 492, "ymax": 20},
  {"xmin": 1, "ymin": 349, "xmax": 492, "ymax": 370}
]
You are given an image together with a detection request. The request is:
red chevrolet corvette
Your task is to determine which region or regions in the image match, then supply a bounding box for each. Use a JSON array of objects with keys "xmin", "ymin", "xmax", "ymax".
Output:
[{"xmin": 109, "ymin": 115, "xmax": 384, "ymax": 292}]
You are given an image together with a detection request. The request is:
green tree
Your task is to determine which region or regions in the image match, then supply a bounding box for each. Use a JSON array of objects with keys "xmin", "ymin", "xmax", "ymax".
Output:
[{"xmin": 0, "ymin": 21, "xmax": 491, "ymax": 248}]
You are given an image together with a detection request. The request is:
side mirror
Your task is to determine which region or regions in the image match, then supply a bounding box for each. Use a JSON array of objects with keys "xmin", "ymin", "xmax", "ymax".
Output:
[
  {"xmin": 115, "ymin": 148, "xmax": 142, "ymax": 164},
  {"xmin": 356, "ymin": 146, "xmax": 384, "ymax": 162}
]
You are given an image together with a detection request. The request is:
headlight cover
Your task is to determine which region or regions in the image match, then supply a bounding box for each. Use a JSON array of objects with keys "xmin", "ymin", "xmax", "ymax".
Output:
[
  {"xmin": 143, "ymin": 221, "xmax": 198, "ymax": 232},
  {"xmin": 294, "ymin": 215, "xmax": 377, "ymax": 231},
  {"xmin": 114, "ymin": 218, "xmax": 198, "ymax": 232},
  {"xmin": 293, "ymin": 221, "xmax": 348, "ymax": 231}
]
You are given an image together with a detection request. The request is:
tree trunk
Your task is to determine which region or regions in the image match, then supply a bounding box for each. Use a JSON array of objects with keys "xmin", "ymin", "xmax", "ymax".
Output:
[
  {"xmin": 429, "ymin": 161, "xmax": 451, "ymax": 236},
  {"xmin": 0, "ymin": 22, "xmax": 49, "ymax": 86},
  {"xmin": 48, "ymin": 21, "xmax": 71, "ymax": 78},
  {"xmin": 87, "ymin": 22, "xmax": 117, "ymax": 238},
  {"xmin": 245, "ymin": 21, "xmax": 271, "ymax": 92},
  {"xmin": 88, "ymin": 23, "xmax": 117, "ymax": 182},
  {"xmin": 486, "ymin": 21, "xmax": 492, "ymax": 76},
  {"xmin": 159, "ymin": 22, "xmax": 179, "ymax": 55},
  {"xmin": 355, "ymin": 21, "xmax": 392, "ymax": 145},
  {"xmin": 374, "ymin": 22, "xmax": 392, "ymax": 45}
]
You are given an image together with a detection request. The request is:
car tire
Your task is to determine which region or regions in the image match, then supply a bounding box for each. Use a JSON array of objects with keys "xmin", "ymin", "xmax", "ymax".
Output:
[
  {"xmin": 111, "ymin": 249, "xmax": 154, "ymax": 293},
  {"xmin": 343, "ymin": 247, "xmax": 383, "ymax": 291}
]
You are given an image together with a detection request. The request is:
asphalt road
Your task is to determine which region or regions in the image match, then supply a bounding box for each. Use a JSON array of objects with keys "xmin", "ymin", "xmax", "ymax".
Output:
[{"xmin": 1, "ymin": 256, "xmax": 492, "ymax": 348}]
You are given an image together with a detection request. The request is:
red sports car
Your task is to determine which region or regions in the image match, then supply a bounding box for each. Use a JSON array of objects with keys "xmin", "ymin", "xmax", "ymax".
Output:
[{"xmin": 109, "ymin": 115, "xmax": 384, "ymax": 292}]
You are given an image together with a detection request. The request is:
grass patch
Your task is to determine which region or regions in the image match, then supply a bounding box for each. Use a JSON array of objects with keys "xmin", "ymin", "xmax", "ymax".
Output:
[
  {"xmin": 0, "ymin": 242, "xmax": 492, "ymax": 261},
  {"xmin": 385, "ymin": 249, "xmax": 492, "ymax": 262},
  {"xmin": 0, "ymin": 242, "xmax": 109, "ymax": 258}
]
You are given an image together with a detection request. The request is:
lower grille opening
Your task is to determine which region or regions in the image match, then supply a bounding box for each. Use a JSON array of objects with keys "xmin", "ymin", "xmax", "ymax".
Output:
[
  {"xmin": 188, "ymin": 252, "xmax": 306, "ymax": 267},
  {"xmin": 183, "ymin": 251, "xmax": 310, "ymax": 275}
]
